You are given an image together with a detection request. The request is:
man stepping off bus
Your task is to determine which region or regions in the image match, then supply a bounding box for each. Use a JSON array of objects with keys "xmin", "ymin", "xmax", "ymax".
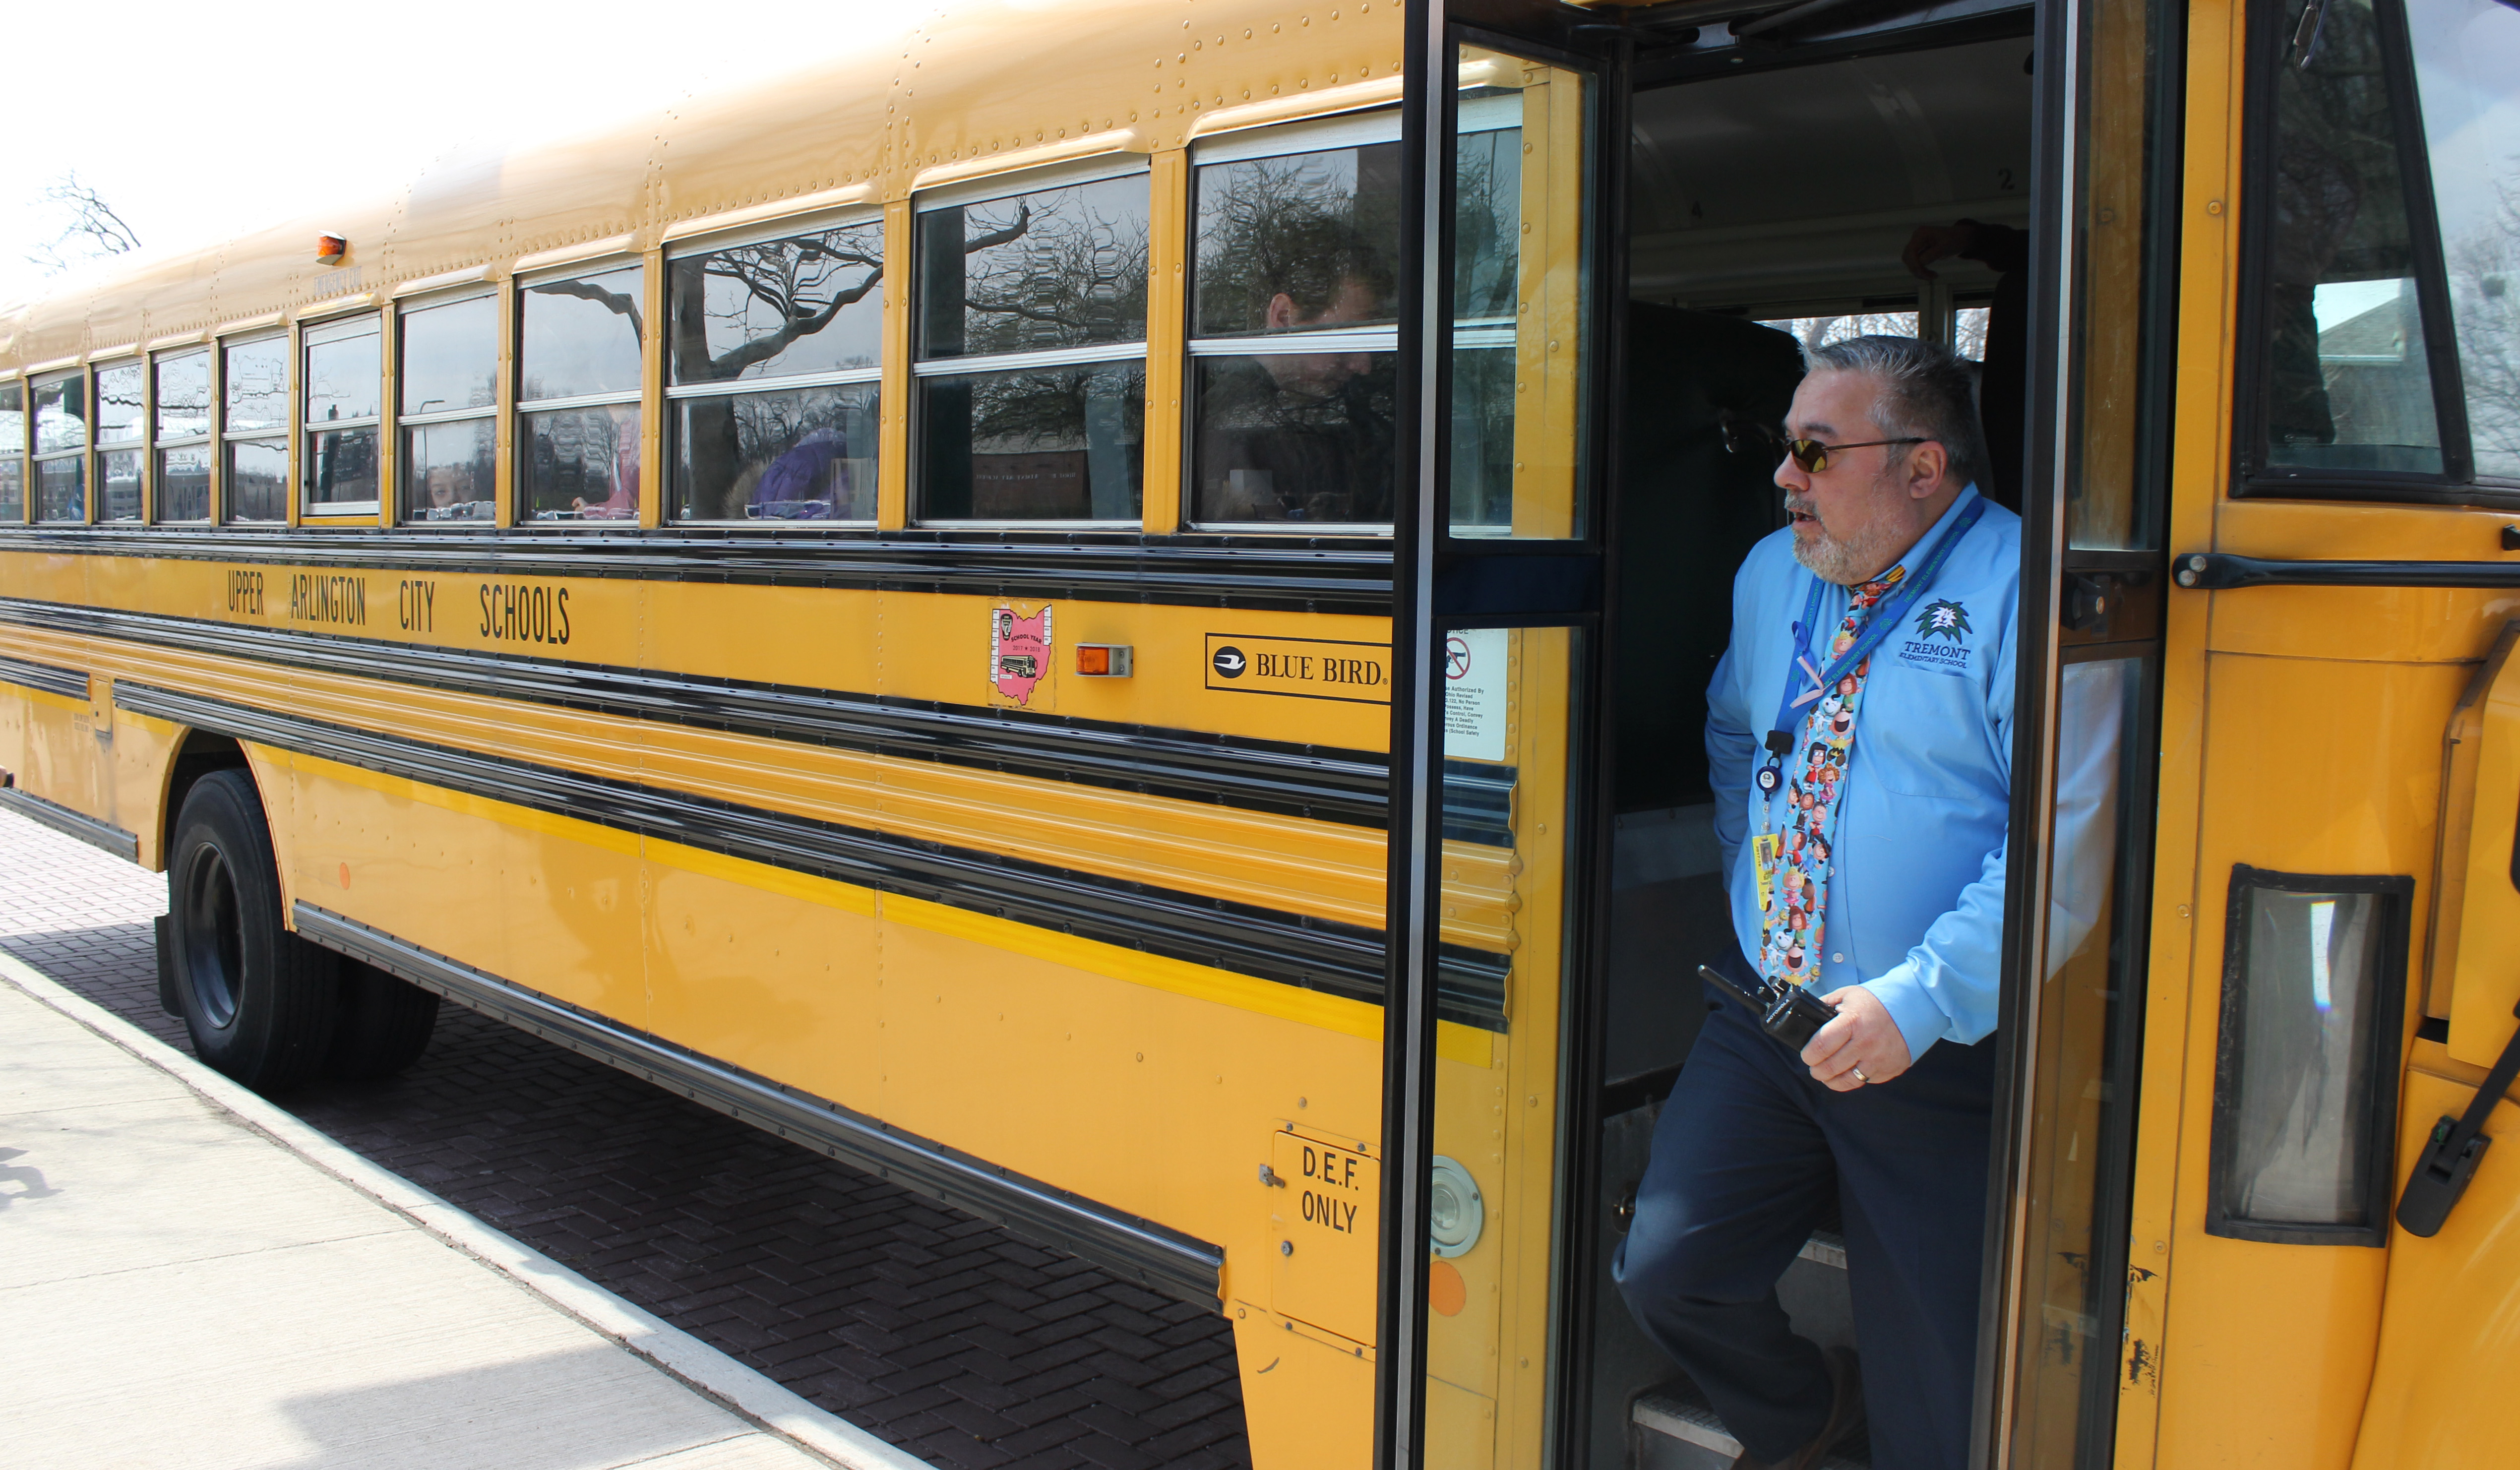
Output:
[{"xmin": 1616, "ymin": 336, "xmax": 2019, "ymax": 1470}]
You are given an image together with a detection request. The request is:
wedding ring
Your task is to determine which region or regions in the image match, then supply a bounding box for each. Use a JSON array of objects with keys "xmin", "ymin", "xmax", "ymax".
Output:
[{"xmin": 1851, "ymin": 1066, "xmax": 1870, "ymax": 1084}]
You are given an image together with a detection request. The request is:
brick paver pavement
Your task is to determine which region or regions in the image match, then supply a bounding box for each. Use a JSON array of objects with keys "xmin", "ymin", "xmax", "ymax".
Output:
[{"xmin": 0, "ymin": 806, "xmax": 1251, "ymax": 1470}]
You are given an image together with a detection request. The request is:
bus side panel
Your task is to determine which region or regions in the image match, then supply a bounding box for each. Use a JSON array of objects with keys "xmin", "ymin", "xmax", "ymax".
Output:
[
  {"xmin": 2158, "ymin": 651, "xmax": 2464, "ymax": 1470},
  {"xmin": 642, "ymin": 850, "xmax": 882, "ymax": 1118},
  {"xmin": 6, "ymin": 685, "xmax": 112, "ymax": 825},
  {"xmin": 273, "ymin": 753, "xmax": 652, "ymax": 1027},
  {"xmin": 864, "ymin": 905, "xmax": 1384, "ymax": 1271},
  {"xmin": 869, "ymin": 590, "xmax": 1396, "ymax": 753},
  {"xmin": 109, "ymin": 707, "xmax": 184, "ymax": 869},
  {"xmin": 1231, "ymin": 1307, "xmax": 1374, "ymax": 1470},
  {"xmin": 2346, "ymin": 1057, "xmax": 2520, "ymax": 1470}
]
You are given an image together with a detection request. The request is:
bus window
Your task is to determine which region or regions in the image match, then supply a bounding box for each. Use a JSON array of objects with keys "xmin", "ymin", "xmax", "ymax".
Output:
[
  {"xmin": 1187, "ymin": 122, "xmax": 1400, "ymax": 529},
  {"xmin": 0, "ymin": 380, "xmax": 21, "ymax": 522},
  {"xmin": 224, "ymin": 334, "xmax": 289, "ymax": 523},
  {"xmin": 94, "ymin": 361, "xmax": 143, "ymax": 523},
  {"xmin": 667, "ymin": 219, "xmax": 883, "ymax": 523},
  {"xmin": 915, "ymin": 169, "xmax": 1148, "ymax": 523},
  {"xmin": 399, "ymin": 294, "xmax": 498, "ymax": 525},
  {"xmin": 519, "ymin": 264, "xmax": 645, "ymax": 523},
  {"xmin": 32, "ymin": 371, "xmax": 87, "ymax": 523},
  {"xmin": 2406, "ymin": 0, "xmax": 2520, "ymax": 485},
  {"xmin": 2247, "ymin": 0, "xmax": 2447, "ymax": 482},
  {"xmin": 154, "ymin": 349, "xmax": 213, "ymax": 522},
  {"xmin": 302, "ymin": 315, "xmax": 381, "ymax": 515},
  {"xmin": 2208, "ymin": 873, "xmax": 2410, "ymax": 1244},
  {"xmin": 1449, "ymin": 69, "xmax": 1582, "ymax": 539}
]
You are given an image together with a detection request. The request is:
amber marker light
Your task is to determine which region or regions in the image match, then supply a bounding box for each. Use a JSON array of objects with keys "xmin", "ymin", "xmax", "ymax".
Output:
[
  {"xmin": 315, "ymin": 234, "xmax": 349, "ymax": 264},
  {"xmin": 1074, "ymin": 644, "xmax": 1133, "ymax": 677}
]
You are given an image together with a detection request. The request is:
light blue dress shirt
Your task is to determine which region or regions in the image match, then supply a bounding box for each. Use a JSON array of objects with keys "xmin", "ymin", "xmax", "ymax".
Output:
[{"xmin": 1706, "ymin": 485, "xmax": 2021, "ymax": 1061}]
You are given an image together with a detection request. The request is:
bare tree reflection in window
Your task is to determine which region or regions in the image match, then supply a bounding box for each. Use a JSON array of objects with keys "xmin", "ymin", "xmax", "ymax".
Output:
[
  {"xmin": 1190, "ymin": 145, "xmax": 1400, "ymax": 525},
  {"xmin": 2407, "ymin": 0, "xmax": 2520, "ymax": 482},
  {"xmin": 1452, "ymin": 127, "xmax": 1521, "ymax": 324},
  {"xmin": 2448, "ymin": 179, "xmax": 2520, "ymax": 476},
  {"xmin": 2262, "ymin": 0, "xmax": 2442, "ymax": 473},
  {"xmin": 669, "ymin": 223, "xmax": 885, "ymax": 520},
  {"xmin": 919, "ymin": 178, "xmax": 1150, "ymax": 520}
]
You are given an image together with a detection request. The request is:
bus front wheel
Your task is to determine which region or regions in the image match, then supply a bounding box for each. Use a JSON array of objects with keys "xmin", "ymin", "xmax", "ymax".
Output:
[{"xmin": 166, "ymin": 770, "xmax": 339, "ymax": 1092}]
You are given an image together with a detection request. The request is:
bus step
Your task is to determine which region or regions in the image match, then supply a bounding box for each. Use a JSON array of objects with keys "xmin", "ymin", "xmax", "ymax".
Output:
[{"xmin": 1632, "ymin": 1376, "xmax": 1871, "ymax": 1470}]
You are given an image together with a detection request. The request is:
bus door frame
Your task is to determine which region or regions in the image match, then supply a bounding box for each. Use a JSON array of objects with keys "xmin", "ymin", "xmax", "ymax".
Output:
[
  {"xmin": 1375, "ymin": 1, "xmax": 2176, "ymax": 1468},
  {"xmin": 1378, "ymin": 5, "xmax": 1630, "ymax": 1469}
]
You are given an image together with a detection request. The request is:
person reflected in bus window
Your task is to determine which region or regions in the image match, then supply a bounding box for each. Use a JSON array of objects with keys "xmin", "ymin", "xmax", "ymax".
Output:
[
  {"xmin": 1904, "ymin": 219, "xmax": 2026, "ymax": 513},
  {"xmin": 571, "ymin": 404, "xmax": 642, "ymax": 520},
  {"xmin": 750, "ymin": 426, "xmax": 850, "ymax": 519},
  {"xmin": 1616, "ymin": 337, "xmax": 2019, "ymax": 1470},
  {"xmin": 1194, "ymin": 237, "xmax": 1398, "ymax": 525}
]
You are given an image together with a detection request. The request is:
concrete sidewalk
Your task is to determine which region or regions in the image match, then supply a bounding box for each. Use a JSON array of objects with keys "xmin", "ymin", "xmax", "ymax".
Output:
[{"xmin": 0, "ymin": 952, "xmax": 934, "ymax": 1470}]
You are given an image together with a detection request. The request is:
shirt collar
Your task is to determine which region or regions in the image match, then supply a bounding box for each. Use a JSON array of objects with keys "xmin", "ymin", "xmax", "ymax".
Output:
[{"xmin": 1914, "ymin": 482, "xmax": 1983, "ymax": 550}]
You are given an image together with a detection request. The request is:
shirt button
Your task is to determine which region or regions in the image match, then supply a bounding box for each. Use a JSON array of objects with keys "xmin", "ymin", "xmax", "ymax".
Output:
[{"xmin": 1831, "ymin": 953, "xmax": 1844, "ymax": 964}]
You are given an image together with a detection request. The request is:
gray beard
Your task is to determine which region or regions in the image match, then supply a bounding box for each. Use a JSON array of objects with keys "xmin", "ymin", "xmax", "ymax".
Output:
[
  {"xmin": 1787, "ymin": 486, "xmax": 1919, "ymax": 586},
  {"xmin": 1790, "ymin": 512, "xmax": 1916, "ymax": 586}
]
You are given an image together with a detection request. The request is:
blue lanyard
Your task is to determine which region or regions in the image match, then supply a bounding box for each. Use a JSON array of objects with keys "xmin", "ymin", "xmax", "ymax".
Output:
[{"xmin": 1758, "ymin": 493, "xmax": 1988, "ymax": 785}]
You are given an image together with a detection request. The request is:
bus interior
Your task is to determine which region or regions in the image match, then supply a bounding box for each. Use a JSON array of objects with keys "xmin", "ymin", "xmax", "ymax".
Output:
[{"xmin": 1590, "ymin": 15, "xmax": 2036, "ymax": 1464}]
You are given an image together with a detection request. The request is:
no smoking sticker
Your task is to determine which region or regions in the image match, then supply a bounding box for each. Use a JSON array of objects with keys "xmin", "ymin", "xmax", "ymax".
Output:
[{"xmin": 1444, "ymin": 628, "xmax": 1507, "ymax": 763}]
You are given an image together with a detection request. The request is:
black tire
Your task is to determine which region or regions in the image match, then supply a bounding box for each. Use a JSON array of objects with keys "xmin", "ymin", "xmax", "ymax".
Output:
[
  {"xmin": 326, "ymin": 960, "xmax": 440, "ymax": 1081},
  {"xmin": 164, "ymin": 769, "xmax": 339, "ymax": 1092}
]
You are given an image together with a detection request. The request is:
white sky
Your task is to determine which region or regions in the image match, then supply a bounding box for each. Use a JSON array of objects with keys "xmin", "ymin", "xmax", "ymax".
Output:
[{"xmin": 2, "ymin": 0, "xmax": 913, "ymax": 309}]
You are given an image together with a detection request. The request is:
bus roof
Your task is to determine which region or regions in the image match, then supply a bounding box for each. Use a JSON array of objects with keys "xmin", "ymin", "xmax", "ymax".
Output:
[{"xmin": 1, "ymin": 0, "xmax": 1404, "ymax": 369}]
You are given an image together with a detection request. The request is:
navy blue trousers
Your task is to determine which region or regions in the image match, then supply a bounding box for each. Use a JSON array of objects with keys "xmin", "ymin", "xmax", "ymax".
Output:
[{"xmin": 1612, "ymin": 987, "xmax": 1996, "ymax": 1470}]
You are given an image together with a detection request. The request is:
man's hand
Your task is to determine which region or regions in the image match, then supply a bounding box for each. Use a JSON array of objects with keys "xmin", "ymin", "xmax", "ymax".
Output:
[
  {"xmin": 1901, "ymin": 222, "xmax": 1983, "ymax": 281},
  {"xmin": 1801, "ymin": 986, "xmax": 1913, "ymax": 1091}
]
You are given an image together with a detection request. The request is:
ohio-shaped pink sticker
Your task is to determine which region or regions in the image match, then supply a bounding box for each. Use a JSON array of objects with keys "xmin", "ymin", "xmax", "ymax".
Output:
[{"xmin": 990, "ymin": 604, "xmax": 1052, "ymax": 706}]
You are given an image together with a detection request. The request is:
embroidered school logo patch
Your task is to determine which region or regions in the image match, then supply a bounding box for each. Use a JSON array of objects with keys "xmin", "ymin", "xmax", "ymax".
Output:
[
  {"xmin": 1914, "ymin": 599, "xmax": 1972, "ymax": 642},
  {"xmin": 1895, "ymin": 598, "xmax": 1974, "ymax": 677}
]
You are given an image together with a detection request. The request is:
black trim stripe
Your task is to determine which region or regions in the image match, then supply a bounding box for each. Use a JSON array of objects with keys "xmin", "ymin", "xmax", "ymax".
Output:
[
  {"xmin": 294, "ymin": 903, "xmax": 1229, "ymax": 1307},
  {"xmin": 0, "ymin": 527, "xmax": 1396, "ymax": 614},
  {"xmin": 0, "ymin": 597, "xmax": 1401, "ymax": 834},
  {"xmin": 118, "ymin": 681, "xmax": 1512, "ymax": 1029},
  {"xmin": 2176, "ymin": 552, "xmax": 2520, "ymax": 591},
  {"xmin": 0, "ymin": 788, "xmax": 139, "ymax": 861},
  {"xmin": 0, "ymin": 652, "xmax": 89, "ymax": 700}
]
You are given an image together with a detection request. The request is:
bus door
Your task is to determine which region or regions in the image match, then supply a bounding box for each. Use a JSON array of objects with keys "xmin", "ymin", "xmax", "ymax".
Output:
[
  {"xmin": 1374, "ymin": 8, "xmax": 1619, "ymax": 1470},
  {"xmin": 1371, "ymin": 0, "xmax": 2185, "ymax": 1467}
]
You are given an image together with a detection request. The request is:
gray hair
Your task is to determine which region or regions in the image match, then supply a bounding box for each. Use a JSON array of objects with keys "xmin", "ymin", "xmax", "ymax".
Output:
[{"xmin": 1804, "ymin": 335, "xmax": 1989, "ymax": 492}]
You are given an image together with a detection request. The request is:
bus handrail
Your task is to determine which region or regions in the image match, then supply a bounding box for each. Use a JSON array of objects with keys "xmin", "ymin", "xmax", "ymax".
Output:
[{"xmin": 2175, "ymin": 552, "xmax": 2520, "ymax": 591}]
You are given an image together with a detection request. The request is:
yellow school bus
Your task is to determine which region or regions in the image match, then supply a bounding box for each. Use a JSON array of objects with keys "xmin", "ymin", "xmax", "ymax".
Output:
[{"xmin": 2, "ymin": 0, "xmax": 2517, "ymax": 1466}]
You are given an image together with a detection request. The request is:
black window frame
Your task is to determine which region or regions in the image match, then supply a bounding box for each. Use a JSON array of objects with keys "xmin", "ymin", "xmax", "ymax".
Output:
[
  {"xmin": 910, "ymin": 161, "xmax": 1154, "ymax": 527},
  {"xmin": 2204, "ymin": 863, "xmax": 2412, "ymax": 1248},
  {"xmin": 30, "ymin": 368, "xmax": 91, "ymax": 525},
  {"xmin": 0, "ymin": 375, "xmax": 26, "ymax": 525},
  {"xmin": 1183, "ymin": 109, "xmax": 1409, "ymax": 536},
  {"xmin": 514, "ymin": 260, "xmax": 649, "ymax": 528},
  {"xmin": 152, "ymin": 346, "xmax": 216, "ymax": 525},
  {"xmin": 2231, "ymin": 0, "xmax": 2495, "ymax": 505},
  {"xmin": 663, "ymin": 211, "xmax": 886, "ymax": 527},
  {"xmin": 90, "ymin": 357, "xmax": 147, "ymax": 525},
  {"xmin": 222, "ymin": 331, "xmax": 293, "ymax": 526},
  {"xmin": 395, "ymin": 288, "xmax": 502, "ymax": 529}
]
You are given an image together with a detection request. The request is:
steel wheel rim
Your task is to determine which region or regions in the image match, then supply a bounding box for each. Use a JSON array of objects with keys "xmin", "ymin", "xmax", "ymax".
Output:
[{"xmin": 182, "ymin": 844, "xmax": 246, "ymax": 1029}]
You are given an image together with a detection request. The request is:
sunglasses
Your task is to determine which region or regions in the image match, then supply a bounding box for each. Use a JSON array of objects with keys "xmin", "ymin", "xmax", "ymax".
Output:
[{"xmin": 1720, "ymin": 413, "xmax": 1927, "ymax": 473}]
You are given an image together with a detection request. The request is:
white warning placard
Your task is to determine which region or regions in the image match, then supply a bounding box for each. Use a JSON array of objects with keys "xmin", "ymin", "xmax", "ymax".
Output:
[{"xmin": 1442, "ymin": 628, "xmax": 1509, "ymax": 763}]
